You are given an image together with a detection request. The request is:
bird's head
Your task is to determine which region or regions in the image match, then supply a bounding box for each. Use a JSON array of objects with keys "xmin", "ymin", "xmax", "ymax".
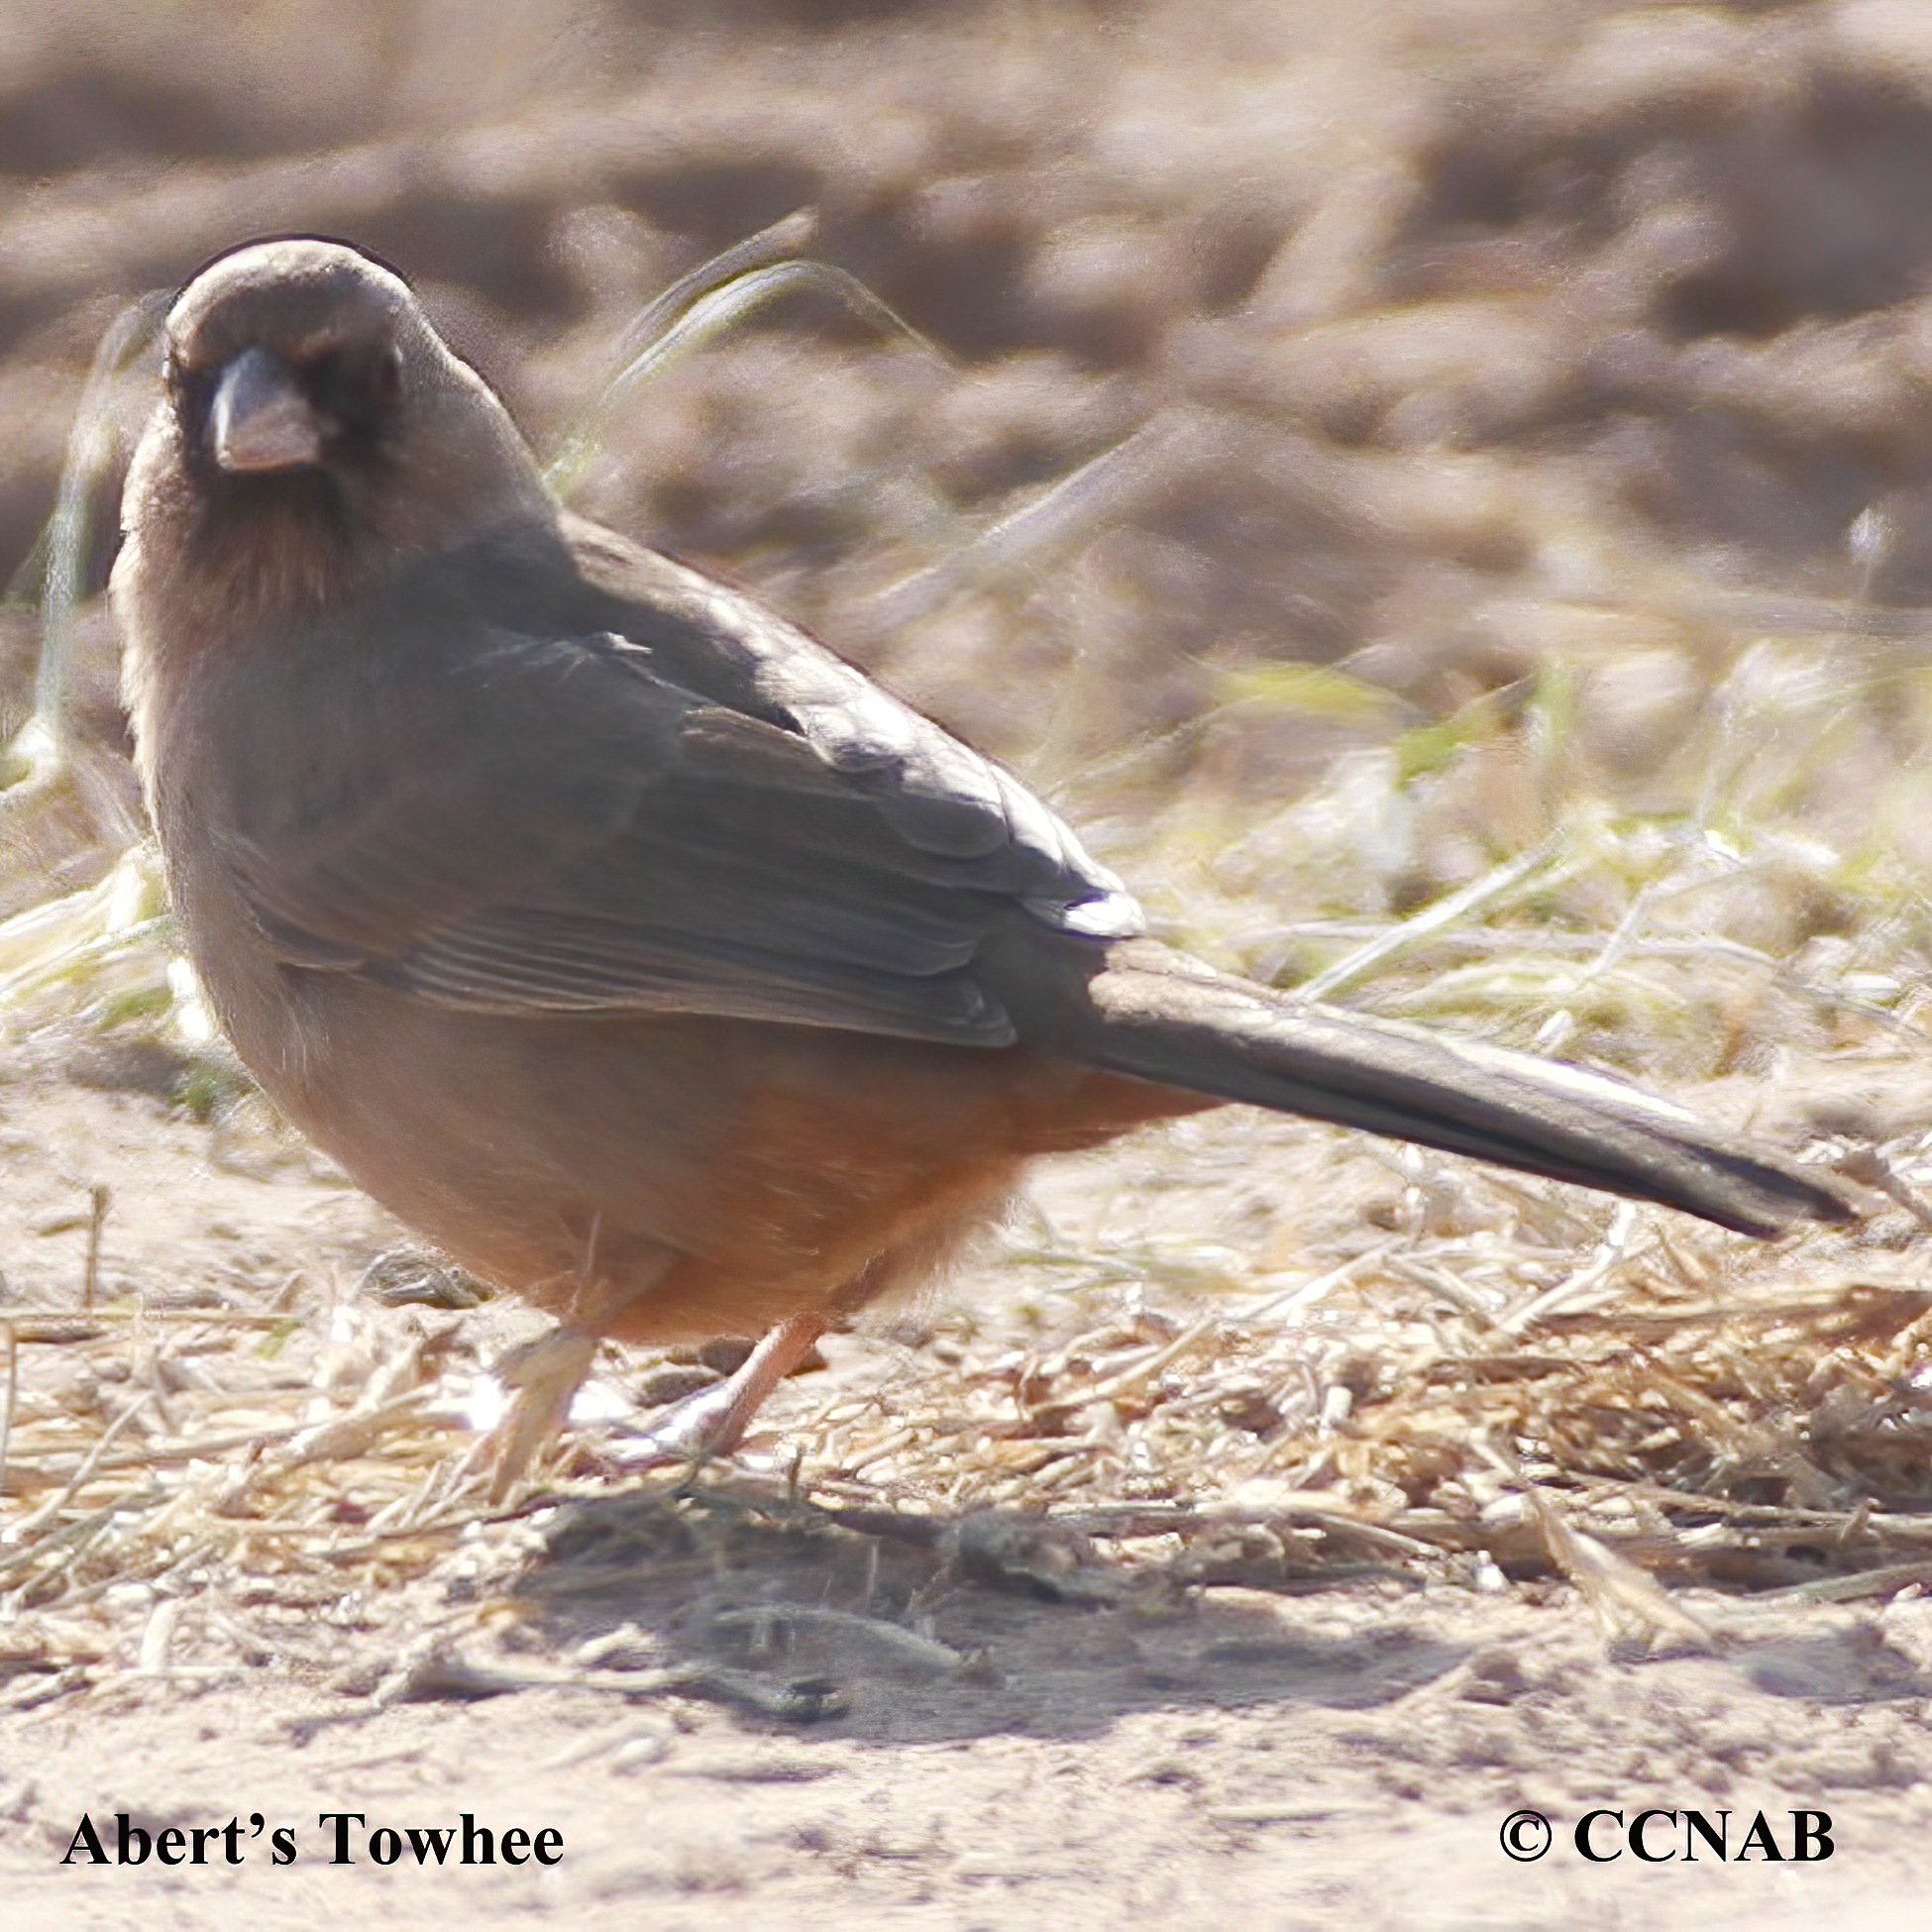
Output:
[
  {"xmin": 163, "ymin": 239, "xmax": 417, "ymax": 483},
  {"xmin": 121, "ymin": 237, "xmax": 554, "ymax": 633}
]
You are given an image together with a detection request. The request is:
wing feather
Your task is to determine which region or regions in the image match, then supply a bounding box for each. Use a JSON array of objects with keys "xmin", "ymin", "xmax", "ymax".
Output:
[{"xmin": 221, "ymin": 518, "xmax": 1137, "ymax": 1047}]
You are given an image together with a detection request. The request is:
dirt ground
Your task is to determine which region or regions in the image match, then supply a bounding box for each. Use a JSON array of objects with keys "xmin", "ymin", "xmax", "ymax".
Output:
[
  {"xmin": 7, "ymin": 1, "xmax": 1932, "ymax": 1925},
  {"xmin": 7, "ymin": 1615, "xmax": 1932, "ymax": 1931},
  {"xmin": 0, "ymin": 1074, "xmax": 1925, "ymax": 1928}
]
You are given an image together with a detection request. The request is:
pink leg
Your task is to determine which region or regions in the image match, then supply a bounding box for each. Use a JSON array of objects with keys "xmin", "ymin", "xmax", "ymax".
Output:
[{"xmin": 618, "ymin": 1310, "xmax": 833, "ymax": 1467}]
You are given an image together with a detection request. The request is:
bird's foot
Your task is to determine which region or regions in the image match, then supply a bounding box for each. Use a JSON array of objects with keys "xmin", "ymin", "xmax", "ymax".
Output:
[
  {"xmin": 611, "ymin": 1311, "xmax": 832, "ymax": 1471},
  {"xmin": 487, "ymin": 1326, "xmax": 599, "ymax": 1500}
]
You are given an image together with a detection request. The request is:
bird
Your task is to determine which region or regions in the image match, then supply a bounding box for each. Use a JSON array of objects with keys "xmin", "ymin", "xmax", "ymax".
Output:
[{"xmin": 114, "ymin": 237, "xmax": 1851, "ymax": 1484}]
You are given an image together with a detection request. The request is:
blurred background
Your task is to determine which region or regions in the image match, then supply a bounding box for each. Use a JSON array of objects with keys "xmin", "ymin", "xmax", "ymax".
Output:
[
  {"xmin": 7, "ymin": 0, "xmax": 1932, "ymax": 1074},
  {"xmin": 11, "ymin": 2, "xmax": 1932, "ymax": 1735}
]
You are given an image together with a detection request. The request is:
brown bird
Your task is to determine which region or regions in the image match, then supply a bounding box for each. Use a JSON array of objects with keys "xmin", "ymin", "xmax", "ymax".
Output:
[{"xmin": 116, "ymin": 238, "xmax": 1849, "ymax": 1479}]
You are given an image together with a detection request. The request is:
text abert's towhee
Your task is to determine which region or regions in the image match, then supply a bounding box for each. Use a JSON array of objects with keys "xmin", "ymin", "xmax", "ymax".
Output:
[{"xmin": 114, "ymin": 239, "xmax": 1851, "ymax": 1479}]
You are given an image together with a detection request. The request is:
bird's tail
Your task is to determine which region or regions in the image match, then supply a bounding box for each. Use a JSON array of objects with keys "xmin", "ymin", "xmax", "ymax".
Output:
[{"xmin": 1063, "ymin": 944, "xmax": 1851, "ymax": 1237}]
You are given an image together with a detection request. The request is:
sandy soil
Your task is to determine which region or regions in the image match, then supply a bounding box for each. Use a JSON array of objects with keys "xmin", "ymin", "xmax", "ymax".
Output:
[{"xmin": 0, "ymin": 1072, "xmax": 1926, "ymax": 1928}]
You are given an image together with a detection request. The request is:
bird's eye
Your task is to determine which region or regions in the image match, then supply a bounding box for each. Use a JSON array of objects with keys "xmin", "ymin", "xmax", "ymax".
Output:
[
  {"xmin": 163, "ymin": 352, "xmax": 215, "ymax": 432},
  {"xmin": 305, "ymin": 343, "xmax": 403, "ymax": 431}
]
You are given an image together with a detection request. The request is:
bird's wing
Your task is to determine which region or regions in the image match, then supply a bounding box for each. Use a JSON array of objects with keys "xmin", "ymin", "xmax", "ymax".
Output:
[{"xmin": 222, "ymin": 520, "xmax": 1140, "ymax": 1046}]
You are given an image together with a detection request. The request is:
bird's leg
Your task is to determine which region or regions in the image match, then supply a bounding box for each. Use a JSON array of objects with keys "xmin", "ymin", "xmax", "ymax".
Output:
[
  {"xmin": 488, "ymin": 1323, "xmax": 601, "ymax": 1500},
  {"xmin": 620, "ymin": 1244, "xmax": 926, "ymax": 1467},
  {"xmin": 488, "ymin": 1223, "xmax": 655, "ymax": 1499},
  {"xmin": 619, "ymin": 1310, "xmax": 833, "ymax": 1467}
]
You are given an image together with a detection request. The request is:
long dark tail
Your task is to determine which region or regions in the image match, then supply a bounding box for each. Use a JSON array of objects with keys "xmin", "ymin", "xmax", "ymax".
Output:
[{"xmin": 1060, "ymin": 944, "xmax": 1851, "ymax": 1237}]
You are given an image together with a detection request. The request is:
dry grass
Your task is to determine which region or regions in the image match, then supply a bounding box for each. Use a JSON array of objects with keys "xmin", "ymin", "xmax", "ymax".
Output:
[{"xmin": 3, "ymin": 568, "xmax": 1930, "ymax": 1712}]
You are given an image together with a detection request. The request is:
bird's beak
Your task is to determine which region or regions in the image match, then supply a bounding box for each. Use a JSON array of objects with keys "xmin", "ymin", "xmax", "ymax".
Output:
[{"xmin": 210, "ymin": 347, "xmax": 325, "ymax": 473}]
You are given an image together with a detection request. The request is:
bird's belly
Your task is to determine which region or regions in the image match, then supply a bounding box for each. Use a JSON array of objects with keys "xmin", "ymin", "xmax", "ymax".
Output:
[{"xmin": 200, "ymin": 966, "xmax": 1166, "ymax": 1342}]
